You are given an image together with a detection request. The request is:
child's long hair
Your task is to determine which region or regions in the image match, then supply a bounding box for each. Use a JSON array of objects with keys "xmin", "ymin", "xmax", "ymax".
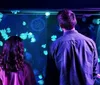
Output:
[{"xmin": 0, "ymin": 36, "xmax": 24, "ymax": 72}]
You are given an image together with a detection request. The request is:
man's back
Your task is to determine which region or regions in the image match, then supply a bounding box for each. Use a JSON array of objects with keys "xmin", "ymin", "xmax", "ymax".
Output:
[{"xmin": 45, "ymin": 30, "xmax": 98, "ymax": 85}]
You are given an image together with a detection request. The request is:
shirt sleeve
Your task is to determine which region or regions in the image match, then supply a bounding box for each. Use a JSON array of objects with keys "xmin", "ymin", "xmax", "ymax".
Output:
[{"xmin": 93, "ymin": 42, "xmax": 99, "ymax": 79}]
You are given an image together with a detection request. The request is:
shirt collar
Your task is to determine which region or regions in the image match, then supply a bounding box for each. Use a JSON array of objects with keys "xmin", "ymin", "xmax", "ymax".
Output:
[{"xmin": 63, "ymin": 29, "xmax": 78, "ymax": 35}]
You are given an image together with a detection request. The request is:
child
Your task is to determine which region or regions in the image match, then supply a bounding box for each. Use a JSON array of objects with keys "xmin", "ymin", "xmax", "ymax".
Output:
[{"xmin": 0, "ymin": 36, "xmax": 36, "ymax": 85}]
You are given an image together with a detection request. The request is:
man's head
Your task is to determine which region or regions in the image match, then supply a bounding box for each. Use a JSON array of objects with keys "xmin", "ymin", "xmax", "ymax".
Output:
[{"xmin": 57, "ymin": 9, "xmax": 77, "ymax": 30}]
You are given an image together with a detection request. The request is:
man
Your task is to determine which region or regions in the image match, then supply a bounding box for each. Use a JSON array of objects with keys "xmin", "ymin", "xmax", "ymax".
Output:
[{"xmin": 44, "ymin": 9, "xmax": 98, "ymax": 85}]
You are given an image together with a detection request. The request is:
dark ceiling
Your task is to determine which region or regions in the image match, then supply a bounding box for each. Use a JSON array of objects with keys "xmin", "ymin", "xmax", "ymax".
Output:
[{"xmin": 0, "ymin": 0, "xmax": 100, "ymax": 9}]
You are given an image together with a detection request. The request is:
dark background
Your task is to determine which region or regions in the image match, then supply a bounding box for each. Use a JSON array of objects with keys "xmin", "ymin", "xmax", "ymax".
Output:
[{"xmin": 0, "ymin": 0, "xmax": 100, "ymax": 9}]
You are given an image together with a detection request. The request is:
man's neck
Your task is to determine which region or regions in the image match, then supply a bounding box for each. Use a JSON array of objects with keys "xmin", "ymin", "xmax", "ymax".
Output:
[{"xmin": 62, "ymin": 27, "xmax": 75, "ymax": 33}]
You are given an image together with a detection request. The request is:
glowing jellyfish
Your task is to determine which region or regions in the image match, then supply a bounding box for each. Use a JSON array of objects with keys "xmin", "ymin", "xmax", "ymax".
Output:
[
  {"xmin": 98, "ymin": 58, "xmax": 100, "ymax": 63},
  {"xmin": 51, "ymin": 38, "xmax": 56, "ymax": 41},
  {"xmin": 20, "ymin": 33, "xmax": 28, "ymax": 40},
  {"xmin": 33, "ymin": 69, "xmax": 39, "ymax": 75},
  {"xmin": 11, "ymin": 10, "xmax": 20, "ymax": 14},
  {"xmin": 3, "ymin": 35, "xmax": 9, "ymax": 40},
  {"xmin": 45, "ymin": 12, "xmax": 50, "ymax": 18},
  {"xmin": 0, "ymin": 29, "xmax": 9, "ymax": 40},
  {"xmin": 41, "ymin": 44, "xmax": 46, "ymax": 48},
  {"xmin": 38, "ymin": 80, "xmax": 44, "ymax": 85},
  {"xmin": 92, "ymin": 18, "xmax": 100, "ymax": 24},
  {"xmin": 22, "ymin": 21, "xmax": 26, "ymax": 26},
  {"xmin": 28, "ymin": 32, "xmax": 34, "ymax": 39},
  {"xmin": 38, "ymin": 75, "xmax": 43, "ymax": 79},
  {"xmin": 29, "ymin": 32, "xmax": 32, "ymax": 35},
  {"xmin": 0, "ymin": 41, "xmax": 3, "ymax": 46},
  {"xmin": 0, "ymin": 29, "xmax": 6, "ymax": 34},
  {"xmin": 0, "ymin": 12, "xmax": 3, "ymax": 19},
  {"xmin": 0, "ymin": 19, "xmax": 2, "ymax": 22},
  {"xmin": 96, "ymin": 19, "xmax": 100, "ymax": 24},
  {"xmin": 24, "ymin": 48, "xmax": 27, "ymax": 52},
  {"xmin": 25, "ymin": 52, "xmax": 32, "ymax": 60},
  {"xmin": 31, "ymin": 37, "xmax": 36, "ymax": 43},
  {"xmin": 51, "ymin": 35, "xmax": 57, "ymax": 39},
  {"xmin": 6, "ymin": 27, "xmax": 11, "ymax": 33},
  {"xmin": 43, "ymin": 50, "xmax": 48, "ymax": 56},
  {"xmin": 51, "ymin": 35, "xmax": 57, "ymax": 41},
  {"xmin": 59, "ymin": 27, "xmax": 62, "ymax": 32},
  {"xmin": 16, "ymin": 34, "xmax": 18, "ymax": 36},
  {"xmin": 31, "ymin": 18, "xmax": 45, "ymax": 31}
]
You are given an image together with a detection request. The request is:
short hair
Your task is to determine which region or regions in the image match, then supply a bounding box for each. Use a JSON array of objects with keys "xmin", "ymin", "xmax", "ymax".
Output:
[
  {"xmin": 0, "ymin": 36, "xmax": 24, "ymax": 72},
  {"xmin": 57, "ymin": 9, "xmax": 77, "ymax": 30}
]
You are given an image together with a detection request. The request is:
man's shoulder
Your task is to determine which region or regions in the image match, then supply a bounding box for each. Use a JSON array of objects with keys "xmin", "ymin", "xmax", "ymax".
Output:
[
  {"xmin": 78, "ymin": 32, "xmax": 94, "ymax": 41},
  {"xmin": 50, "ymin": 36, "xmax": 63, "ymax": 52},
  {"xmin": 78, "ymin": 33, "xmax": 96, "ymax": 47},
  {"xmin": 51, "ymin": 36, "xmax": 63, "ymax": 47}
]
